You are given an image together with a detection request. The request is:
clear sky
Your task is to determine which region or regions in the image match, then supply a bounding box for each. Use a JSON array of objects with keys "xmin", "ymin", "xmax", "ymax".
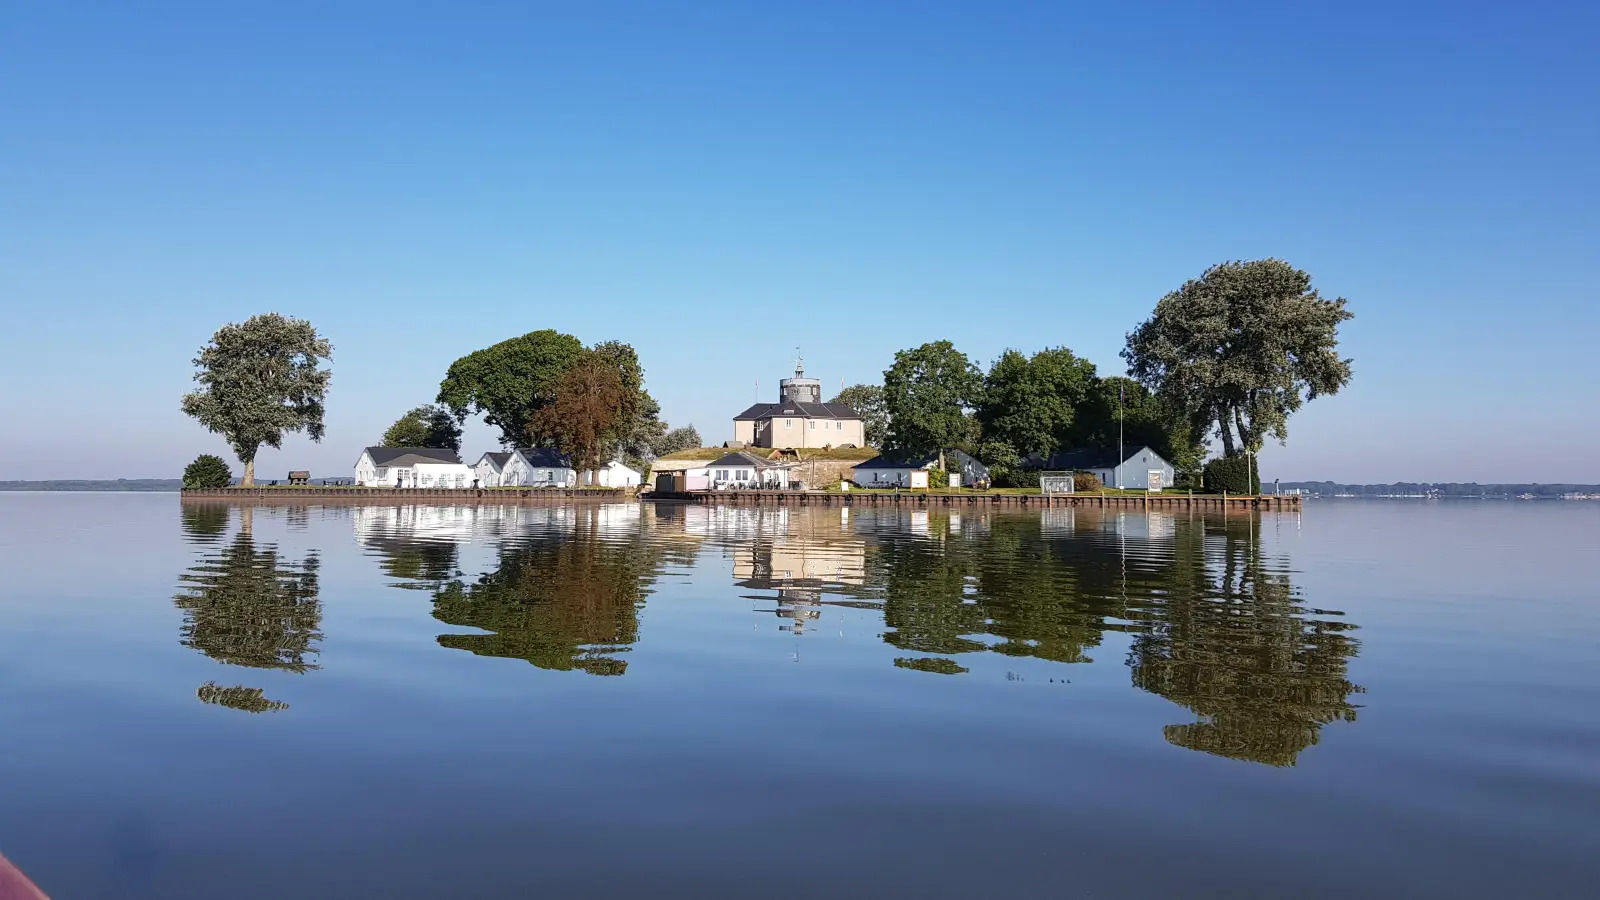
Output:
[{"xmin": 2, "ymin": 1, "xmax": 1595, "ymax": 483}]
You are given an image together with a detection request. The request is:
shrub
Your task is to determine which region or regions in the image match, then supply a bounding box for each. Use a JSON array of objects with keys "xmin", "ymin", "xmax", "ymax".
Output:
[
  {"xmin": 183, "ymin": 454, "xmax": 233, "ymax": 489},
  {"xmin": 994, "ymin": 467, "xmax": 1040, "ymax": 489},
  {"xmin": 1203, "ymin": 455, "xmax": 1260, "ymax": 494},
  {"xmin": 1073, "ymin": 471, "xmax": 1102, "ymax": 492},
  {"xmin": 929, "ymin": 468, "xmax": 950, "ymax": 489}
]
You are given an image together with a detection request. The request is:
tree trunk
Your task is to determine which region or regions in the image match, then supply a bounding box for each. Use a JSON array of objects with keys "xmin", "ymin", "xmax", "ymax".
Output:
[
  {"xmin": 241, "ymin": 456, "xmax": 256, "ymax": 487},
  {"xmin": 1233, "ymin": 407, "xmax": 1252, "ymax": 454},
  {"xmin": 1218, "ymin": 407, "xmax": 1238, "ymax": 457}
]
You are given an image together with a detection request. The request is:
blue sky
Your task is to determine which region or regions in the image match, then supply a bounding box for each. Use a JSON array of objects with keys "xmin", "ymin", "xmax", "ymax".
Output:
[{"xmin": 2, "ymin": 1, "xmax": 1595, "ymax": 482}]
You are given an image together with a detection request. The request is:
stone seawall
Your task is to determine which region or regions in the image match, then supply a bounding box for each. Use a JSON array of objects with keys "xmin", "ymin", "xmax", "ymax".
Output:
[{"xmin": 647, "ymin": 491, "xmax": 1301, "ymax": 510}]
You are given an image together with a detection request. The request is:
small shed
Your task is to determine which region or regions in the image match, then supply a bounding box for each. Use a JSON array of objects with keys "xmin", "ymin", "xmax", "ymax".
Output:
[{"xmin": 287, "ymin": 471, "xmax": 310, "ymax": 485}]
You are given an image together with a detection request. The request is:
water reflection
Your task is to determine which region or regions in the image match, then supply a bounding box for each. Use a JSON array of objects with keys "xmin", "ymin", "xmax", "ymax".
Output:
[
  {"xmin": 174, "ymin": 510, "xmax": 322, "ymax": 673},
  {"xmin": 197, "ymin": 499, "xmax": 1361, "ymax": 764},
  {"xmin": 196, "ymin": 681, "xmax": 290, "ymax": 714}
]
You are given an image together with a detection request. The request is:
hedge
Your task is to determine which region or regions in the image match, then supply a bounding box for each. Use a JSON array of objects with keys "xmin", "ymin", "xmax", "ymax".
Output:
[{"xmin": 1203, "ymin": 455, "xmax": 1260, "ymax": 494}]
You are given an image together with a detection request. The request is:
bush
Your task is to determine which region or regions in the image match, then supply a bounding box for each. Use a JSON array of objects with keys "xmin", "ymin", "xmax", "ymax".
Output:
[
  {"xmin": 1203, "ymin": 455, "xmax": 1260, "ymax": 494},
  {"xmin": 183, "ymin": 454, "xmax": 233, "ymax": 489},
  {"xmin": 1073, "ymin": 471, "xmax": 1102, "ymax": 492},
  {"xmin": 928, "ymin": 468, "xmax": 950, "ymax": 489},
  {"xmin": 994, "ymin": 467, "xmax": 1040, "ymax": 489}
]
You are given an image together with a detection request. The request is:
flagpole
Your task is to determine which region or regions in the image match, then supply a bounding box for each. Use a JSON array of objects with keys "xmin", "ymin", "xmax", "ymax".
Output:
[{"xmin": 1117, "ymin": 383, "xmax": 1124, "ymax": 490}]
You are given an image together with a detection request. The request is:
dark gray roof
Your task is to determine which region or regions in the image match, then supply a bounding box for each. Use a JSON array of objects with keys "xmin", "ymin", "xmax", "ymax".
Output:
[
  {"xmin": 1039, "ymin": 446, "xmax": 1166, "ymax": 470},
  {"xmin": 475, "ymin": 451, "xmax": 513, "ymax": 469},
  {"xmin": 513, "ymin": 448, "xmax": 573, "ymax": 468},
  {"xmin": 707, "ymin": 451, "xmax": 795, "ymax": 469},
  {"xmin": 852, "ymin": 452, "xmax": 939, "ymax": 470},
  {"xmin": 734, "ymin": 401, "xmax": 861, "ymax": 420},
  {"xmin": 364, "ymin": 447, "xmax": 463, "ymax": 466}
]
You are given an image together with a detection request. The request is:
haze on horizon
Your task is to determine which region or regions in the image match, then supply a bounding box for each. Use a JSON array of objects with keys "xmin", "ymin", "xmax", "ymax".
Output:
[{"xmin": 2, "ymin": 2, "xmax": 1595, "ymax": 484}]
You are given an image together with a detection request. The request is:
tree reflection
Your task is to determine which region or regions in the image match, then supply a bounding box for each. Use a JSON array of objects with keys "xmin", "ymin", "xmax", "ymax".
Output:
[
  {"xmin": 196, "ymin": 681, "xmax": 290, "ymax": 713},
  {"xmin": 1125, "ymin": 519, "xmax": 1362, "ymax": 766},
  {"xmin": 846, "ymin": 509, "xmax": 1362, "ymax": 765},
  {"xmin": 173, "ymin": 531, "xmax": 323, "ymax": 672},
  {"xmin": 431, "ymin": 514, "xmax": 663, "ymax": 676},
  {"xmin": 180, "ymin": 502, "xmax": 232, "ymax": 543}
]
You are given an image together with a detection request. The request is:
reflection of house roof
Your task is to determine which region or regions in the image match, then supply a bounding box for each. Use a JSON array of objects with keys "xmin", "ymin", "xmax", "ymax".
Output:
[
  {"xmin": 512, "ymin": 448, "xmax": 573, "ymax": 468},
  {"xmin": 707, "ymin": 451, "xmax": 798, "ymax": 469},
  {"xmin": 1037, "ymin": 446, "xmax": 1163, "ymax": 470},
  {"xmin": 364, "ymin": 447, "xmax": 464, "ymax": 466},
  {"xmin": 734, "ymin": 402, "xmax": 860, "ymax": 420},
  {"xmin": 475, "ymin": 452, "xmax": 513, "ymax": 469}
]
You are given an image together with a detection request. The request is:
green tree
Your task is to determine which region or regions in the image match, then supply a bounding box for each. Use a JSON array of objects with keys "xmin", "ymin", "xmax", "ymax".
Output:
[
  {"xmin": 830, "ymin": 384, "xmax": 888, "ymax": 447},
  {"xmin": 882, "ymin": 341, "xmax": 981, "ymax": 453},
  {"xmin": 653, "ymin": 425, "xmax": 703, "ymax": 456},
  {"xmin": 437, "ymin": 329, "xmax": 586, "ymax": 447},
  {"xmin": 381, "ymin": 405, "xmax": 463, "ymax": 450},
  {"xmin": 976, "ymin": 347, "xmax": 1098, "ymax": 457},
  {"xmin": 588, "ymin": 340, "xmax": 664, "ymax": 461},
  {"xmin": 182, "ymin": 454, "xmax": 233, "ymax": 489},
  {"xmin": 180, "ymin": 313, "xmax": 333, "ymax": 487},
  {"xmin": 1074, "ymin": 377, "xmax": 1206, "ymax": 479},
  {"xmin": 529, "ymin": 352, "xmax": 627, "ymax": 477},
  {"xmin": 1123, "ymin": 259, "xmax": 1354, "ymax": 457}
]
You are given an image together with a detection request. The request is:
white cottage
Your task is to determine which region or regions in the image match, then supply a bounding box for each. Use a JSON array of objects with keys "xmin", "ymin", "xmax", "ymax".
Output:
[
  {"xmin": 500, "ymin": 448, "xmax": 577, "ymax": 487},
  {"xmin": 707, "ymin": 451, "xmax": 796, "ymax": 489},
  {"xmin": 581, "ymin": 460, "xmax": 642, "ymax": 488},
  {"xmin": 473, "ymin": 451, "xmax": 513, "ymax": 487},
  {"xmin": 354, "ymin": 447, "xmax": 475, "ymax": 488}
]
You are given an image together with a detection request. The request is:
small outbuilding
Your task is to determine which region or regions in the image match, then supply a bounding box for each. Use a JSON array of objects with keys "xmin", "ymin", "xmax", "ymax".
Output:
[{"xmin": 582, "ymin": 460, "xmax": 642, "ymax": 488}]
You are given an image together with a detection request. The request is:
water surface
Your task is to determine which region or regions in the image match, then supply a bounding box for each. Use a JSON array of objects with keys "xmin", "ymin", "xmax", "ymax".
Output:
[{"xmin": 1, "ymin": 495, "xmax": 1596, "ymax": 898}]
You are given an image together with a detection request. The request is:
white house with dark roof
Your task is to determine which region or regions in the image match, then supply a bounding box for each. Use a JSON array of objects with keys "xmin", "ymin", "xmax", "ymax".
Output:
[
  {"xmin": 1035, "ymin": 446, "xmax": 1175, "ymax": 491},
  {"xmin": 733, "ymin": 359, "xmax": 864, "ymax": 449},
  {"xmin": 355, "ymin": 447, "xmax": 475, "ymax": 488},
  {"xmin": 707, "ymin": 451, "xmax": 797, "ymax": 489},
  {"xmin": 473, "ymin": 451, "xmax": 513, "ymax": 487},
  {"xmin": 500, "ymin": 448, "xmax": 577, "ymax": 488},
  {"xmin": 851, "ymin": 449, "xmax": 990, "ymax": 489}
]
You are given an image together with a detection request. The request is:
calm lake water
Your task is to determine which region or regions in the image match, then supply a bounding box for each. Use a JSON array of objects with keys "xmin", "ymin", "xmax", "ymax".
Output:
[{"xmin": 1, "ymin": 494, "xmax": 1596, "ymax": 898}]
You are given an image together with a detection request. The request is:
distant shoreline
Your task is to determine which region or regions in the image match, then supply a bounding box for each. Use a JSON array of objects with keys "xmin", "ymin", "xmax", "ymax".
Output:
[{"xmin": 0, "ymin": 479, "xmax": 181, "ymax": 492}]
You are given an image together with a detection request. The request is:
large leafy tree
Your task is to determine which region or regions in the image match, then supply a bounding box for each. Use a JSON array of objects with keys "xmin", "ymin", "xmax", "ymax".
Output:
[
  {"xmin": 437, "ymin": 329, "xmax": 586, "ymax": 447},
  {"xmin": 181, "ymin": 313, "xmax": 333, "ymax": 487},
  {"xmin": 882, "ymin": 341, "xmax": 981, "ymax": 453},
  {"xmin": 381, "ymin": 405, "xmax": 463, "ymax": 450},
  {"xmin": 1123, "ymin": 259, "xmax": 1354, "ymax": 457},
  {"xmin": 529, "ymin": 352, "xmax": 626, "ymax": 477},
  {"xmin": 588, "ymin": 340, "xmax": 664, "ymax": 461},
  {"xmin": 976, "ymin": 347, "xmax": 1098, "ymax": 457},
  {"xmin": 830, "ymin": 384, "xmax": 887, "ymax": 447}
]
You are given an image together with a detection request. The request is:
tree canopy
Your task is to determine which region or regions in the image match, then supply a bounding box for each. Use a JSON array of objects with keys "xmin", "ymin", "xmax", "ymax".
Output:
[
  {"xmin": 831, "ymin": 384, "xmax": 887, "ymax": 447},
  {"xmin": 437, "ymin": 329, "xmax": 586, "ymax": 447},
  {"xmin": 381, "ymin": 405, "xmax": 463, "ymax": 450},
  {"xmin": 1074, "ymin": 377, "xmax": 1206, "ymax": 478},
  {"xmin": 975, "ymin": 347, "xmax": 1098, "ymax": 458},
  {"xmin": 180, "ymin": 313, "xmax": 333, "ymax": 486},
  {"xmin": 882, "ymin": 341, "xmax": 981, "ymax": 453},
  {"xmin": 1123, "ymin": 259, "xmax": 1353, "ymax": 457},
  {"xmin": 528, "ymin": 352, "xmax": 627, "ymax": 475},
  {"xmin": 653, "ymin": 425, "xmax": 703, "ymax": 456}
]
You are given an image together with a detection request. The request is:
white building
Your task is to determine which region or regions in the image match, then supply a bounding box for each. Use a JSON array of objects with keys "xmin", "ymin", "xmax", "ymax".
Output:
[
  {"xmin": 500, "ymin": 448, "xmax": 577, "ymax": 487},
  {"xmin": 732, "ymin": 359, "xmax": 866, "ymax": 449},
  {"xmin": 707, "ymin": 451, "xmax": 796, "ymax": 489},
  {"xmin": 581, "ymin": 460, "xmax": 642, "ymax": 488},
  {"xmin": 473, "ymin": 451, "xmax": 512, "ymax": 487},
  {"xmin": 355, "ymin": 447, "xmax": 475, "ymax": 488}
]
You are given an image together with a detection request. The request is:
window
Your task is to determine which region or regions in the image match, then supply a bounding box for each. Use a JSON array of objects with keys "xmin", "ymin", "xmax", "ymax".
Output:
[
  {"xmin": 376, "ymin": 467, "xmax": 389, "ymax": 479},
  {"xmin": 785, "ymin": 419, "xmax": 792, "ymax": 428},
  {"xmin": 836, "ymin": 421, "xmax": 843, "ymax": 430},
  {"xmin": 809, "ymin": 420, "xmax": 815, "ymax": 429}
]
